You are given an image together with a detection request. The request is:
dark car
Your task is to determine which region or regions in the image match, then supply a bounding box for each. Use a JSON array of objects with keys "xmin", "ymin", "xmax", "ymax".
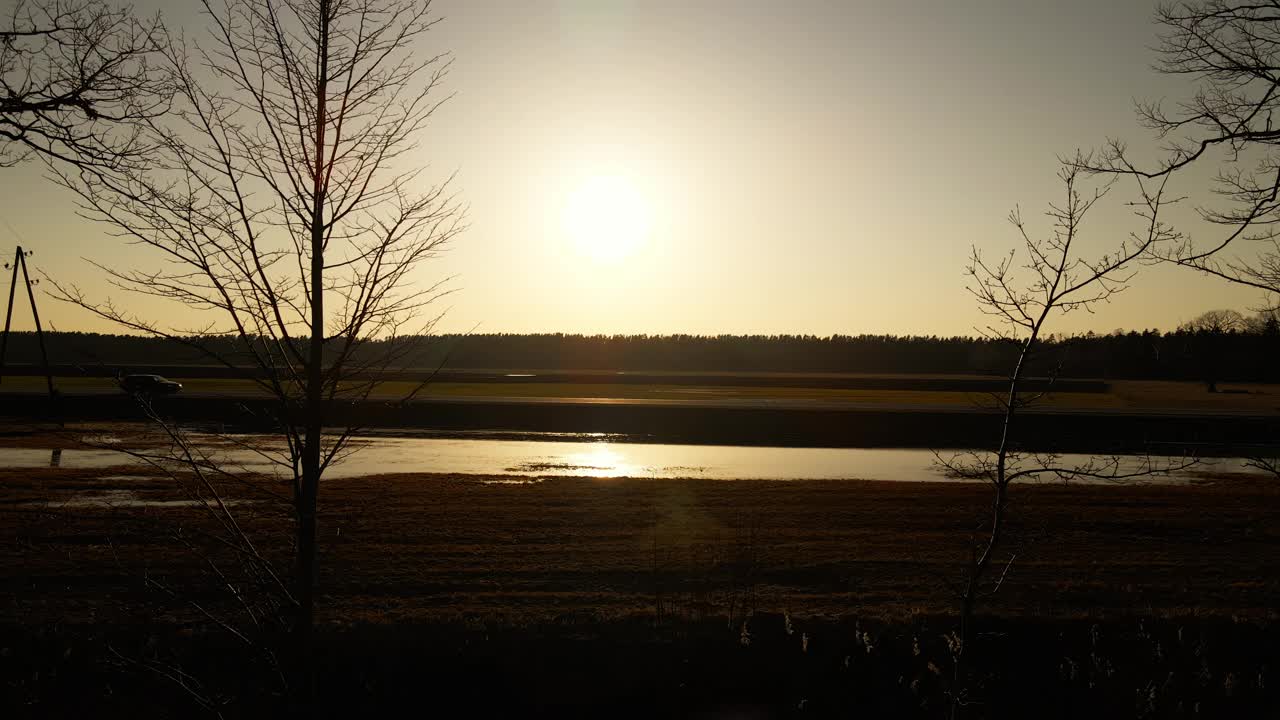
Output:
[{"xmin": 120, "ymin": 374, "xmax": 183, "ymax": 395}]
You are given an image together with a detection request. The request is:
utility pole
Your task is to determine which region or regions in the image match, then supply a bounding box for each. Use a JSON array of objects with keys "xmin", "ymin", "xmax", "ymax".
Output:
[
  {"xmin": 0, "ymin": 246, "xmax": 57, "ymax": 410},
  {"xmin": 0, "ymin": 247, "xmax": 17, "ymax": 380}
]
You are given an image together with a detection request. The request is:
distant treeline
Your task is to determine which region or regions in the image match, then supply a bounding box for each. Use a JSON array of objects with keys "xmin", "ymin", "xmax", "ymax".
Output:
[{"xmin": 2, "ymin": 328, "xmax": 1278, "ymax": 382}]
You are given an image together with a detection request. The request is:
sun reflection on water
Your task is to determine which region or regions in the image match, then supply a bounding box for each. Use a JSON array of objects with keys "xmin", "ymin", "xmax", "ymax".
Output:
[{"xmin": 563, "ymin": 443, "xmax": 641, "ymax": 478}]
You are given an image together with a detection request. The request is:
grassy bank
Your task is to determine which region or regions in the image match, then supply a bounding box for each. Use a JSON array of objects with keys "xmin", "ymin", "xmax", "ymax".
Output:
[
  {"xmin": 3, "ymin": 466, "xmax": 1277, "ymax": 625},
  {"xmin": 2, "ymin": 463, "xmax": 1278, "ymax": 717}
]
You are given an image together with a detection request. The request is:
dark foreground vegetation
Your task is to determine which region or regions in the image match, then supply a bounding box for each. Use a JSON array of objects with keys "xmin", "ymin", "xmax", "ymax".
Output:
[
  {"xmin": 6, "ymin": 325, "xmax": 1280, "ymax": 381},
  {"xmin": 7, "ymin": 615, "xmax": 1277, "ymax": 718},
  {"xmin": 2, "ymin": 460, "xmax": 1277, "ymax": 717}
]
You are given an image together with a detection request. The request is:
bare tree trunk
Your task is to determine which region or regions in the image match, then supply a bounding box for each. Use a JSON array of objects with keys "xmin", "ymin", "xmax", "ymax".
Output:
[
  {"xmin": 296, "ymin": 0, "xmax": 332, "ymax": 702},
  {"xmin": 951, "ymin": 346, "xmax": 1019, "ymax": 719}
]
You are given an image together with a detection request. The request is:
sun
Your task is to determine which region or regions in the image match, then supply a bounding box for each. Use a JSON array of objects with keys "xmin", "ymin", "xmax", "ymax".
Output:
[{"xmin": 562, "ymin": 175, "xmax": 652, "ymax": 262}]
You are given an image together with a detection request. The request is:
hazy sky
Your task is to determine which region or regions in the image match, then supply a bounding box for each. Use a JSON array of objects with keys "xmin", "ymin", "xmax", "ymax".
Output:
[{"xmin": 0, "ymin": 0, "xmax": 1268, "ymax": 336}]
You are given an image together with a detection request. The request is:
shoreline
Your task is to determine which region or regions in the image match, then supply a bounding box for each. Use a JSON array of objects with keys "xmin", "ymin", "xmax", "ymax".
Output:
[{"xmin": 4, "ymin": 415, "xmax": 1280, "ymax": 458}]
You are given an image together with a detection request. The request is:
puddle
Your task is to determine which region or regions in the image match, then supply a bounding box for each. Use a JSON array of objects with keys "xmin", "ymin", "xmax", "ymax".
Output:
[
  {"xmin": 21, "ymin": 489, "xmax": 258, "ymax": 509},
  {"xmin": 0, "ymin": 448, "xmax": 143, "ymax": 469},
  {"xmin": 80, "ymin": 435, "xmax": 124, "ymax": 445}
]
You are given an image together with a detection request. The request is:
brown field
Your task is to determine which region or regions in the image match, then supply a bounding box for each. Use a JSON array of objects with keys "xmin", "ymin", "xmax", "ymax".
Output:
[{"xmin": 2, "ymin": 459, "xmax": 1277, "ymax": 628}]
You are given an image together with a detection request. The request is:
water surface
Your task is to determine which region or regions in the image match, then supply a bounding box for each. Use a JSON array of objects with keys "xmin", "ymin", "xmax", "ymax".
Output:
[{"xmin": 0, "ymin": 435, "xmax": 1262, "ymax": 484}]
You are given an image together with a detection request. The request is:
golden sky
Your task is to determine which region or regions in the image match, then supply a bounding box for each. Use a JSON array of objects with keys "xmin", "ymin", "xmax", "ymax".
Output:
[{"xmin": 0, "ymin": 0, "xmax": 1265, "ymax": 336}]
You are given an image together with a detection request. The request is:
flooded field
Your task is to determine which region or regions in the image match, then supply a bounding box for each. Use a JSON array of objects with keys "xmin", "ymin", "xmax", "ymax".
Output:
[{"xmin": 0, "ymin": 432, "xmax": 1260, "ymax": 484}]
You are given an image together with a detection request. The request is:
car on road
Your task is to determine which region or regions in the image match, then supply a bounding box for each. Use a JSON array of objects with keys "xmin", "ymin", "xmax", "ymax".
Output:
[{"xmin": 119, "ymin": 374, "xmax": 184, "ymax": 395}]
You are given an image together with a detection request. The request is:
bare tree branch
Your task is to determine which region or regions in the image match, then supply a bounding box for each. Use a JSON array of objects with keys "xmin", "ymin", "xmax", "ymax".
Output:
[
  {"xmin": 1080, "ymin": 2, "xmax": 1280, "ymax": 304},
  {"xmin": 1, "ymin": 0, "xmax": 173, "ymax": 168}
]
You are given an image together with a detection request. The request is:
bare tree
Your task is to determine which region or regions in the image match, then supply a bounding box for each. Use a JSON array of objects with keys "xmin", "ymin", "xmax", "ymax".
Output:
[
  {"xmin": 1084, "ymin": 1, "xmax": 1280, "ymax": 478},
  {"xmin": 1179, "ymin": 308, "xmax": 1246, "ymax": 334},
  {"xmin": 1242, "ymin": 305, "xmax": 1280, "ymax": 333},
  {"xmin": 1, "ymin": 0, "xmax": 171, "ymax": 168},
  {"xmin": 40, "ymin": 0, "xmax": 464, "ymax": 696},
  {"xmin": 937, "ymin": 162, "xmax": 1189, "ymax": 716},
  {"xmin": 1178, "ymin": 308, "xmax": 1248, "ymax": 391},
  {"xmin": 1088, "ymin": 1, "xmax": 1280, "ymax": 301}
]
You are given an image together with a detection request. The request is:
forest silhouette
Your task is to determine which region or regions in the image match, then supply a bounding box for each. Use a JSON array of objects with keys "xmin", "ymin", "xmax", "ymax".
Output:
[{"xmin": 4, "ymin": 326, "xmax": 1278, "ymax": 383}]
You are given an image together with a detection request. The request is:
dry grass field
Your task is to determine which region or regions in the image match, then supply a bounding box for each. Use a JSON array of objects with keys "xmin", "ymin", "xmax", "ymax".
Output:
[{"xmin": 2, "ymin": 457, "xmax": 1276, "ymax": 627}]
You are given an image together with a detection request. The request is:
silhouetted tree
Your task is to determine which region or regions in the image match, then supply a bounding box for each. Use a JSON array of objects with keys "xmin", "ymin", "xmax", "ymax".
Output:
[
  {"xmin": 1, "ymin": 0, "xmax": 171, "ymax": 168},
  {"xmin": 1089, "ymin": 1, "xmax": 1280, "ymax": 304},
  {"xmin": 43, "ymin": 0, "xmax": 462, "ymax": 704},
  {"xmin": 1180, "ymin": 309, "xmax": 1245, "ymax": 391},
  {"xmin": 1085, "ymin": 1, "xmax": 1280, "ymax": 480},
  {"xmin": 1179, "ymin": 308, "xmax": 1245, "ymax": 335},
  {"xmin": 937, "ymin": 161, "xmax": 1188, "ymax": 716},
  {"xmin": 1243, "ymin": 307, "xmax": 1280, "ymax": 335}
]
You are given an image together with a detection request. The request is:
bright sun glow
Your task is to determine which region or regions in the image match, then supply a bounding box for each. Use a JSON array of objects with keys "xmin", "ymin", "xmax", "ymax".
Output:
[
  {"xmin": 565, "ymin": 443, "xmax": 639, "ymax": 478},
  {"xmin": 562, "ymin": 175, "xmax": 652, "ymax": 262}
]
